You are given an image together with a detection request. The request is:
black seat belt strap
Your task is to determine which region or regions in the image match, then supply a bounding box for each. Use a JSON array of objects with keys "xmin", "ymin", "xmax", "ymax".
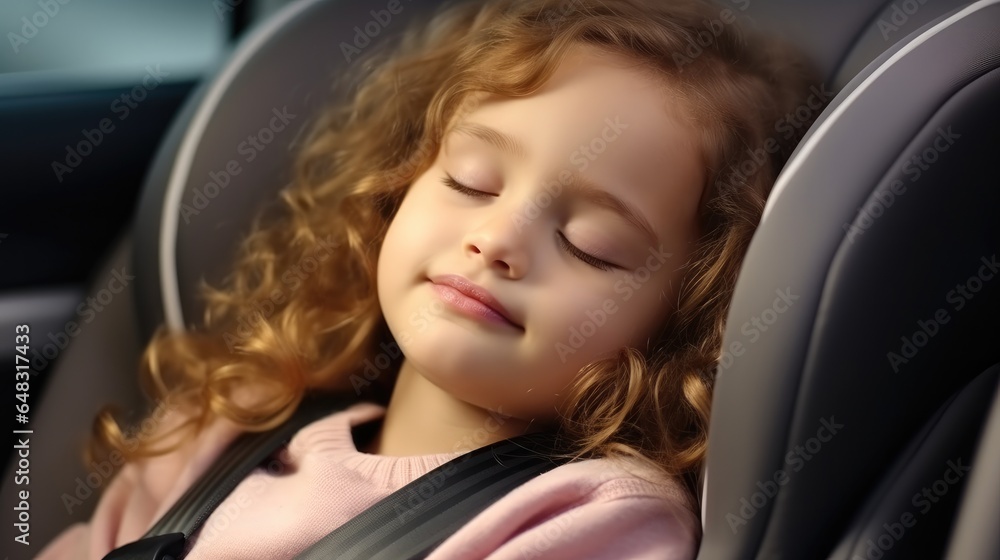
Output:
[
  {"xmin": 295, "ymin": 432, "xmax": 569, "ymax": 560},
  {"xmin": 103, "ymin": 395, "xmax": 352, "ymax": 560}
]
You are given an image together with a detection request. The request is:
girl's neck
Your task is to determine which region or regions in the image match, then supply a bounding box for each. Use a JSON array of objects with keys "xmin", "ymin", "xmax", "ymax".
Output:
[{"xmin": 359, "ymin": 360, "xmax": 537, "ymax": 456}]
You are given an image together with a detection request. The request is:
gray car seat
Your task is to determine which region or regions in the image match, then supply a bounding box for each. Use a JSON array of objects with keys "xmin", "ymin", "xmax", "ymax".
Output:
[
  {"xmin": 4, "ymin": 0, "xmax": 997, "ymax": 557},
  {"xmin": 699, "ymin": 1, "xmax": 1000, "ymax": 558}
]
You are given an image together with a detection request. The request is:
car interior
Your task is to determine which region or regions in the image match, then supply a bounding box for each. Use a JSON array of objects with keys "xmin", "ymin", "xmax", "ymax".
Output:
[{"xmin": 1, "ymin": 0, "xmax": 998, "ymax": 558}]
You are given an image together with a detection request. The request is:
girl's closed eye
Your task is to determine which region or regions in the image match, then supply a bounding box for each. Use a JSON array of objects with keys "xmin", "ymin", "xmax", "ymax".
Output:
[
  {"xmin": 555, "ymin": 232, "xmax": 617, "ymax": 272},
  {"xmin": 441, "ymin": 173, "xmax": 619, "ymax": 272},
  {"xmin": 442, "ymin": 173, "xmax": 494, "ymax": 199}
]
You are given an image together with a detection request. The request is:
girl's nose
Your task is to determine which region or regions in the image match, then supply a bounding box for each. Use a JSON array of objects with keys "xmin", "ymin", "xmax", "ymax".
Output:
[{"xmin": 463, "ymin": 211, "xmax": 530, "ymax": 279}]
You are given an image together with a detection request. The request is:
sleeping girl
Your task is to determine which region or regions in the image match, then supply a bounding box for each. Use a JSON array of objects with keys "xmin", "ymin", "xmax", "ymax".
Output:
[{"xmin": 38, "ymin": 0, "xmax": 818, "ymax": 557}]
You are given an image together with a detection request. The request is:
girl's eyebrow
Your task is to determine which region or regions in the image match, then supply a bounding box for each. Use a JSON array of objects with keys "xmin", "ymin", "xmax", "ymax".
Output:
[
  {"xmin": 447, "ymin": 122, "xmax": 529, "ymax": 159},
  {"xmin": 445, "ymin": 121, "xmax": 660, "ymax": 247},
  {"xmin": 561, "ymin": 176, "xmax": 660, "ymax": 248}
]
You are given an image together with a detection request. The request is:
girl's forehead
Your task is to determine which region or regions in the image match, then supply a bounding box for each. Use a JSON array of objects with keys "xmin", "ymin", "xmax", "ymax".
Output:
[
  {"xmin": 447, "ymin": 84, "xmax": 701, "ymax": 181},
  {"xmin": 435, "ymin": 44, "xmax": 707, "ymax": 217}
]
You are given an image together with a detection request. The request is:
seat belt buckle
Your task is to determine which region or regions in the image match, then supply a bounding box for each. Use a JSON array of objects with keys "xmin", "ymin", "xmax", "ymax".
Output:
[{"xmin": 102, "ymin": 532, "xmax": 187, "ymax": 560}]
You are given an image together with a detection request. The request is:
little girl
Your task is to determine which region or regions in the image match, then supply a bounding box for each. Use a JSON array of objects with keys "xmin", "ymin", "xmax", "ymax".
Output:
[{"xmin": 38, "ymin": 0, "xmax": 818, "ymax": 558}]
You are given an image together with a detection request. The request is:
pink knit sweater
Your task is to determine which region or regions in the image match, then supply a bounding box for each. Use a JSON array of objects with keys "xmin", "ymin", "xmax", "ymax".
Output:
[{"xmin": 36, "ymin": 402, "xmax": 700, "ymax": 559}]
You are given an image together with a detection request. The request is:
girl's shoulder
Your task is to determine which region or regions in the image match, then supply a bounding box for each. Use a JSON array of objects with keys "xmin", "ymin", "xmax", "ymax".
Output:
[
  {"xmin": 427, "ymin": 455, "xmax": 701, "ymax": 560},
  {"xmin": 540, "ymin": 455, "xmax": 702, "ymax": 529},
  {"xmin": 516, "ymin": 454, "xmax": 699, "ymax": 519},
  {"xmin": 38, "ymin": 401, "xmax": 373, "ymax": 559},
  {"xmin": 36, "ymin": 407, "xmax": 247, "ymax": 559}
]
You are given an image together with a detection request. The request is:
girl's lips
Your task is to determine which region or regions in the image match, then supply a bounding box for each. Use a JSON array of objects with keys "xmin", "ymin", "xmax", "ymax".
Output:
[{"xmin": 428, "ymin": 275, "xmax": 523, "ymax": 330}]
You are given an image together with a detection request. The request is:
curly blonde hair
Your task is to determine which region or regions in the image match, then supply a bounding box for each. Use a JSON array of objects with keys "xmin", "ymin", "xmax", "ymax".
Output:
[{"xmin": 90, "ymin": 0, "xmax": 820, "ymax": 512}]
